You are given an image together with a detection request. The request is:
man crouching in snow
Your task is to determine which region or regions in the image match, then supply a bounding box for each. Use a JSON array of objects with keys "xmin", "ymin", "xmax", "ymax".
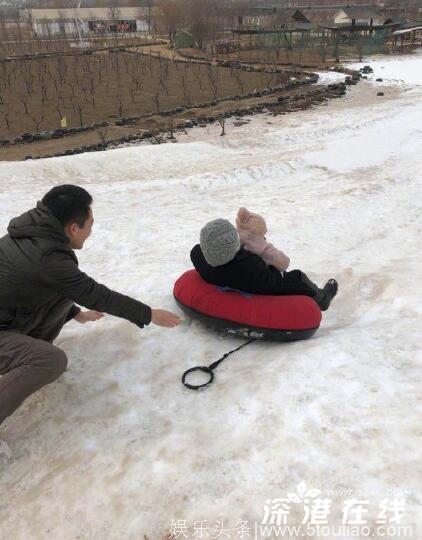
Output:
[{"xmin": 0, "ymin": 184, "xmax": 181, "ymax": 426}]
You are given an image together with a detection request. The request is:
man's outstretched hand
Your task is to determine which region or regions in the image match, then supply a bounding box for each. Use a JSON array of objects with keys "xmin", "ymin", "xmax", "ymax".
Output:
[
  {"xmin": 74, "ymin": 308, "xmax": 181, "ymax": 328},
  {"xmin": 75, "ymin": 310, "xmax": 104, "ymax": 324},
  {"xmin": 151, "ymin": 309, "xmax": 182, "ymax": 328}
]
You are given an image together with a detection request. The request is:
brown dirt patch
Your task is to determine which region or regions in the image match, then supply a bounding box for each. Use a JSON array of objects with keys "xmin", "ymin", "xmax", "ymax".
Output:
[
  {"xmin": 0, "ymin": 51, "xmax": 288, "ymax": 140},
  {"xmin": 0, "ymin": 81, "xmax": 338, "ymax": 162}
]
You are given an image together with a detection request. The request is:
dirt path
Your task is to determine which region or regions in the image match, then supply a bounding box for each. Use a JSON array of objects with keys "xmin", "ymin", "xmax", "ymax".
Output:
[{"xmin": 135, "ymin": 43, "xmax": 192, "ymax": 62}]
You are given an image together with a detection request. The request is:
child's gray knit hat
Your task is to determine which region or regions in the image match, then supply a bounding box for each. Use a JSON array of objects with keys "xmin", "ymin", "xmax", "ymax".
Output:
[{"xmin": 200, "ymin": 219, "xmax": 240, "ymax": 267}]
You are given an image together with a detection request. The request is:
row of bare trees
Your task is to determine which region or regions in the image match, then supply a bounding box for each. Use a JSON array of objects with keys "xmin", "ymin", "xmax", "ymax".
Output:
[
  {"xmin": 155, "ymin": 0, "xmax": 224, "ymax": 47},
  {"xmin": 0, "ymin": 50, "xmax": 282, "ymax": 137}
]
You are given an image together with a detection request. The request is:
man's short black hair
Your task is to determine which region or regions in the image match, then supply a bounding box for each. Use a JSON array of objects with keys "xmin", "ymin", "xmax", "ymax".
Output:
[{"xmin": 42, "ymin": 185, "xmax": 93, "ymax": 227}]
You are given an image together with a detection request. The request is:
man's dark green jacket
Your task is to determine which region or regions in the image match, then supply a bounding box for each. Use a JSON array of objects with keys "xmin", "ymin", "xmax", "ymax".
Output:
[{"xmin": 0, "ymin": 202, "xmax": 151, "ymax": 331}]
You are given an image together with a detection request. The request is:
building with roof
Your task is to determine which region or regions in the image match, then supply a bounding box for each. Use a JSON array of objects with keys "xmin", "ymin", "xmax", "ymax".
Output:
[
  {"xmin": 287, "ymin": 1, "xmax": 375, "ymax": 5},
  {"xmin": 25, "ymin": 4, "xmax": 152, "ymax": 37},
  {"xmin": 390, "ymin": 24, "xmax": 422, "ymax": 47},
  {"xmin": 334, "ymin": 6, "xmax": 384, "ymax": 27},
  {"xmin": 238, "ymin": 7, "xmax": 311, "ymax": 30}
]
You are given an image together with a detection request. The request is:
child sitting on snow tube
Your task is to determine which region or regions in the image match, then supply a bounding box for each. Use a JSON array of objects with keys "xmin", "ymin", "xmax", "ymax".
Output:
[{"xmin": 190, "ymin": 218, "xmax": 338, "ymax": 311}]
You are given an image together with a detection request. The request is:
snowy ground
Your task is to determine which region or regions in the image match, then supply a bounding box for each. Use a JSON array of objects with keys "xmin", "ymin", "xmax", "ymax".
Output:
[
  {"xmin": 0, "ymin": 51, "xmax": 421, "ymax": 540},
  {"xmin": 314, "ymin": 70, "xmax": 347, "ymax": 86}
]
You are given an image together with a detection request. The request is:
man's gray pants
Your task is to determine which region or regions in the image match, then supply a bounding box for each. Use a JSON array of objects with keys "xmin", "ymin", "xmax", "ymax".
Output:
[{"xmin": 0, "ymin": 299, "xmax": 73, "ymax": 426}]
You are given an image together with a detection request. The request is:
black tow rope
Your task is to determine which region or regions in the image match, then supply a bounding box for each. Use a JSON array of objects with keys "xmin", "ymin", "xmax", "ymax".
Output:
[{"xmin": 182, "ymin": 338, "xmax": 256, "ymax": 390}]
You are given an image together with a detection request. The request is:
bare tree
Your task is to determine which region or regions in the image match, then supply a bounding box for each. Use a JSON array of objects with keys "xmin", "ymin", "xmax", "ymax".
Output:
[
  {"xmin": 2, "ymin": 111, "xmax": 10, "ymax": 131},
  {"xmin": 31, "ymin": 114, "xmax": 44, "ymax": 132},
  {"xmin": 155, "ymin": 0, "xmax": 186, "ymax": 46},
  {"xmin": 179, "ymin": 65, "xmax": 192, "ymax": 106},
  {"xmin": 167, "ymin": 115, "xmax": 176, "ymax": 140},
  {"xmin": 116, "ymin": 96, "xmax": 124, "ymax": 118},
  {"xmin": 153, "ymin": 92, "xmax": 160, "ymax": 113},
  {"xmin": 158, "ymin": 55, "xmax": 169, "ymax": 96},
  {"xmin": 56, "ymin": 105, "xmax": 63, "ymax": 123},
  {"xmin": 206, "ymin": 64, "xmax": 219, "ymax": 101},
  {"xmin": 234, "ymin": 70, "xmax": 244, "ymax": 95},
  {"xmin": 20, "ymin": 99, "xmax": 29, "ymax": 115},
  {"xmin": 77, "ymin": 105, "xmax": 84, "ymax": 127},
  {"xmin": 96, "ymin": 126, "xmax": 108, "ymax": 145},
  {"xmin": 130, "ymin": 87, "xmax": 137, "ymax": 104},
  {"xmin": 186, "ymin": 0, "xmax": 222, "ymax": 50},
  {"xmin": 194, "ymin": 64, "xmax": 204, "ymax": 91},
  {"xmin": 218, "ymin": 114, "xmax": 226, "ymax": 136}
]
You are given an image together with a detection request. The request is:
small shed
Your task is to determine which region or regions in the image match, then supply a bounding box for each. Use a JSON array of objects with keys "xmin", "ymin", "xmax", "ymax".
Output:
[
  {"xmin": 276, "ymin": 9, "xmax": 312, "ymax": 30},
  {"xmin": 334, "ymin": 7, "xmax": 384, "ymax": 28},
  {"xmin": 174, "ymin": 30, "xmax": 195, "ymax": 50}
]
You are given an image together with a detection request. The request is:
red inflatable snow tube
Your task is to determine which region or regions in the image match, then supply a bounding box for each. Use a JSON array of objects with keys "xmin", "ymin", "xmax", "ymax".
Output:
[{"xmin": 173, "ymin": 270, "xmax": 322, "ymax": 341}]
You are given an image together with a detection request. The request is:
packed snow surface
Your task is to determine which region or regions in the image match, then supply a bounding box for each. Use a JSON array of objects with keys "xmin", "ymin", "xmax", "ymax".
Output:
[
  {"xmin": 0, "ymin": 52, "xmax": 421, "ymax": 539},
  {"xmin": 314, "ymin": 70, "xmax": 347, "ymax": 85},
  {"xmin": 349, "ymin": 48, "xmax": 422, "ymax": 87}
]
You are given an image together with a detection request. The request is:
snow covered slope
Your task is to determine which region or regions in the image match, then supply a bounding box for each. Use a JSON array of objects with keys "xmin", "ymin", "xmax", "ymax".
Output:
[{"xmin": 0, "ymin": 51, "xmax": 421, "ymax": 539}]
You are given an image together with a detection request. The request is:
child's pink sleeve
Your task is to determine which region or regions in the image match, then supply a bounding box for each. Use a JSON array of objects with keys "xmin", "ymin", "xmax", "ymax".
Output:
[{"xmin": 260, "ymin": 243, "xmax": 290, "ymax": 271}]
